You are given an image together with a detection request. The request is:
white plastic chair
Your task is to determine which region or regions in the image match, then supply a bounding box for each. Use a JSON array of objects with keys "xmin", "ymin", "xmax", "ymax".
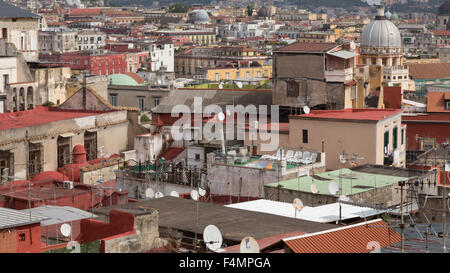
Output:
[
  {"xmin": 300, "ymin": 151, "xmax": 311, "ymax": 164},
  {"xmin": 304, "ymin": 152, "xmax": 318, "ymax": 164}
]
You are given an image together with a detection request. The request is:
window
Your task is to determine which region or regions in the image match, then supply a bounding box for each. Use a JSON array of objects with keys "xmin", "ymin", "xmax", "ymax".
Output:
[
  {"xmin": 302, "ymin": 129, "xmax": 308, "ymax": 144},
  {"xmin": 287, "ymin": 81, "xmax": 299, "ymax": 97},
  {"xmin": 19, "ymin": 233, "xmax": 25, "ymax": 242},
  {"xmin": 393, "ymin": 126, "xmax": 398, "ymax": 150},
  {"xmin": 236, "ymin": 72, "xmax": 240, "ymax": 78},
  {"xmin": 3, "ymin": 74, "xmax": 8, "ymax": 91},
  {"xmin": 225, "ymin": 72, "xmax": 230, "ymax": 80},
  {"xmin": 57, "ymin": 136, "xmax": 71, "ymax": 168},
  {"xmin": 446, "ymin": 101, "xmax": 450, "ymax": 110},
  {"xmin": 384, "ymin": 130, "xmax": 389, "ymax": 153},
  {"xmin": 257, "ymin": 71, "xmax": 261, "ymax": 77},
  {"xmin": 246, "ymin": 71, "xmax": 250, "ymax": 78},
  {"xmin": 28, "ymin": 143, "xmax": 42, "ymax": 176},
  {"xmin": 195, "ymin": 154, "xmax": 200, "ymax": 161},
  {"xmin": 401, "ymin": 128, "xmax": 404, "ymax": 145},
  {"xmin": 215, "ymin": 73, "xmax": 219, "ymax": 81},
  {"xmin": 421, "ymin": 138, "xmax": 435, "ymax": 151},
  {"xmin": 137, "ymin": 96, "xmax": 145, "ymax": 111},
  {"xmin": 1, "ymin": 28, "xmax": 6, "ymax": 39},
  {"xmin": 84, "ymin": 131, "xmax": 97, "ymax": 161},
  {"xmin": 109, "ymin": 94, "xmax": 118, "ymax": 106},
  {"xmin": 154, "ymin": 97, "xmax": 160, "ymax": 107}
]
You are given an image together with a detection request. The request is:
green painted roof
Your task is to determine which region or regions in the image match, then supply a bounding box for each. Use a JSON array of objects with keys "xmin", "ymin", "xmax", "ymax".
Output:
[
  {"xmin": 107, "ymin": 74, "xmax": 143, "ymax": 86},
  {"xmin": 266, "ymin": 168, "xmax": 412, "ymax": 196}
]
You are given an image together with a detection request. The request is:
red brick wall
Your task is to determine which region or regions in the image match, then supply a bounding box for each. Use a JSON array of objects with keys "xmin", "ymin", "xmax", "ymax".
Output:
[
  {"xmin": 14, "ymin": 223, "xmax": 42, "ymax": 253},
  {"xmin": 0, "ymin": 228, "xmax": 17, "ymax": 253}
]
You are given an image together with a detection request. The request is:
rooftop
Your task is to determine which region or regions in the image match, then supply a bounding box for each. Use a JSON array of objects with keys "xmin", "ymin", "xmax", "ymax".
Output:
[
  {"xmin": 290, "ymin": 108, "xmax": 403, "ymax": 123},
  {"xmin": 283, "ymin": 219, "xmax": 401, "ymax": 253},
  {"xmin": 274, "ymin": 42, "xmax": 337, "ymax": 53},
  {"xmin": 408, "ymin": 62, "xmax": 450, "ymax": 80},
  {"xmin": 265, "ymin": 167, "xmax": 415, "ymax": 196},
  {"xmin": 92, "ymin": 196, "xmax": 336, "ymax": 242},
  {"xmin": 0, "ymin": 0, "xmax": 40, "ymax": 18},
  {"xmin": 0, "ymin": 207, "xmax": 48, "ymax": 229},
  {"xmin": 0, "ymin": 106, "xmax": 111, "ymax": 131}
]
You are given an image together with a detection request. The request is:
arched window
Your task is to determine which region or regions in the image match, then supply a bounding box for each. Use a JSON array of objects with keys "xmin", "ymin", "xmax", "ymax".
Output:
[
  {"xmin": 19, "ymin": 87, "xmax": 25, "ymax": 111},
  {"xmin": 27, "ymin": 86, "xmax": 33, "ymax": 110}
]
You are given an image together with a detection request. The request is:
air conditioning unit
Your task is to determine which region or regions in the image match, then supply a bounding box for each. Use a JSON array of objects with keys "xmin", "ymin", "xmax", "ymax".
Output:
[{"xmin": 63, "ymin": 181, "xmax": 74, "ymax": 189}]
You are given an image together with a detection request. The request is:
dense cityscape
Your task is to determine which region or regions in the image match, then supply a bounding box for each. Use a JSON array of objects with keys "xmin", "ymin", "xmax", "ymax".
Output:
[{"xmin": 0, "ymin": 0, "xmax": 448, "ymax": 259}]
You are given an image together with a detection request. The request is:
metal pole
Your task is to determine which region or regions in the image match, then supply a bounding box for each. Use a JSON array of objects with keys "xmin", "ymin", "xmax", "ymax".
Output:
[
  {"xmin": 194, "ymin": 198, "xmax": 199, "ymax": 251},
  {"xmin": 443, "ymin": 145, "xmax": 448, "ymax": 253},
  {"xmin": 400, "ymin": 181, "xmax": 405, "ymax": 253}
]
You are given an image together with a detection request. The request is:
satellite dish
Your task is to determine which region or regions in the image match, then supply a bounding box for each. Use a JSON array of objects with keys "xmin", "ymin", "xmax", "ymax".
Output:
[
  {"xmin": 240, "ymin": 236, "xmax": 260, "ymax": 253},
  {"xmin": 60, "ymin": 223, "xmax": 72, "ymax": 237},
  {"xmin": 236, "ymin": 81, "xmax": 243, "ymax": 89},
  {"xmin": 203, "ymin": 225, "xmax": 223, "ymax": 251},
  {"xmin": 303, "ymin": 106, "xmax": 310, "ymax": 114},
  {"xmin": 157, "ymin": 79, "xmax": 162, "ymax": 85},
  {"xmin": 190, "ymin": 189, "xmax": 199, "ymax": 201},
  {"xmin": 339, "ymin": 195, "xmax": 350, "ymax": 202},
  {"xmin": 217, "ymin": 112, "xmax": 225, "ymax": 121},
  {"xmin": 155, "ymin": 191, "xmax": 164, "ymax": 198},
  {"xmin": 310, "ymin": 184, "xmax": 318, "ymax": 194},
  {"xmin": 170, "ymin": 191, "xmax": 179, "ymax": 198},
  {"xmin": 339, "ymin": 154, "xmax": 347, "ymax": 164},
  {"xmin": 293, "ymin": 198, "xmax": 304, "ymax": 211},
  {"xmin": 218, "ymin": 82, "xmax": 223, "ymax": 89},
  {"xmin": 328, "ymin": 181, "xmax": 339, "ymax": 195},
  {"xmin": 198, "ymin": 187, "xmax": 206, "ymax": 197},
  {"xmin": 145, "ymin": 188, "xmax": 155, "ymax": 199}
]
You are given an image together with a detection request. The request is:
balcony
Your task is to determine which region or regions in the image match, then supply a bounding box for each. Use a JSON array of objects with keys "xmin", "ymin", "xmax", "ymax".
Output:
[{"xmin": 325, "ymin": 67, "xmax": 353, "ymax": 83}]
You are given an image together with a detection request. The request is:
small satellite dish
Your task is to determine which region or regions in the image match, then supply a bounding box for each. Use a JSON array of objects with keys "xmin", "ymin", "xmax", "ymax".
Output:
[
  {"xmin": 236, "ymin": 81, "xmax": 243, "ymax": 89},
  {"xmin": 157, "ymin": 79, "xmax": 162, "ymax": 85},
  {"xmin": 339, "ymin": 195, "xmax": 350, "ymax": 202},
  {"xmin": 203, "ymin": 225, "xmax": 223, "ymax": 251},
  {"xmin": 155, "ymin": 191, "xmax": 164, "ymax": 198},
  {"xmin": 170, "ymin": 191, "xmax": 179, "ymax": 198},
  {"xmin": 339, "ymin": 154, "xmax": 347, "ymax": 164},
  {"xmin": 240, "ymin": 236, "xmax": 260, "ymax": 253},
  {"xmin": 190, "ymin": 189, "xmax": 199, "ymax": 201},
  {"xmin": 303, "ymin": 106, "xmax": 310, "ymax": 114},
  {"xmin": 328, "ymin": 181, "xmax": 339, "ymax": 195},
  {"xmin": 218, "ymin": 112, "xmax": 225, "ymax": 121},
  {"xmin": 293, "ymin": 198, "xmax": 304, "ymax": 211},
  {"xmin": 198, "ymin": 187, "xmax": 206, "ymax": 197},
  {"xmin": 218, "ymin": 82, "xmax": 223, "ymax": 89},
  {"xmin": 60, "ymin": 223, "xmax": 72, "ymax": 237},
  {"xmin": 145, "ymin": 188, "xmax": 155, "ymax": 199},
  {"xmin": 310, "ymin": 184, "xmax": 318, "ymax": 194}
]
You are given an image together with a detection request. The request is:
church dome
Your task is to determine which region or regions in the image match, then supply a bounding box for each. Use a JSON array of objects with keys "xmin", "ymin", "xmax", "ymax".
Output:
[
  {"xmin": 257, "ymin": 6, "xmax": 271, "ymax": 18},
  {"xmin": 360, "ymin": 6, "xmax": 401, "ymax": 48},
  {"xmin": 193, "ymin": 9, "xmax": 210, "ymax": 23},
  {"xmin": 438, "ymin": 1, "xmax": 450, "ymax": 15}
]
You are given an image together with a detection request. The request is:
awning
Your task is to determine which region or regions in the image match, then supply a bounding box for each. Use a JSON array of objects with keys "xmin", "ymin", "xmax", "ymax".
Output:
[
  {"xmin": 59, "ymin": 133, "xmax": 75, "ymax": 138},
  {"xmin": 327, "ymin": 50, "xmax": 359, "ymax": 59}
]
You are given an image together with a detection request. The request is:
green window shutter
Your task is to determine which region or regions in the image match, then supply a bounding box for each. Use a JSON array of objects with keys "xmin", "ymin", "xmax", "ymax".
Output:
[
  {"xmin": 384, "ymin": 130, "xmax": 389, "ymax": 150},
  {"xmin": 401, "ymin": 129, "xmax": 404, "ymax": 145},
  {"xmin": 393, "ymin": 126, "xmax": 398, "ymax": 150}
]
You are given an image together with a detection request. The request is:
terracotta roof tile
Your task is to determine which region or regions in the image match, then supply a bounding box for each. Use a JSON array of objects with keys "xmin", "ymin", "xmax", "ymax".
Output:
[
  {"xmin": 284, "ymin": 219, "xmax": 401, "ymax": 253},
  {"xmin": 160, "ymin": 147, "xmax": 184, "ymax": 161}
]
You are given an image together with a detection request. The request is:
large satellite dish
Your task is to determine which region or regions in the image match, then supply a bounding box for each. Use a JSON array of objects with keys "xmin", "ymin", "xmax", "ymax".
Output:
[
  {"xmin": 203, "ymin": 225, "xmax": 223, "ymax": 251},
  {"xmin": 198, "ymin": 187, "xmax": 206, "ymax": 197},
  {"xmin": 155, "ymin": 191, "xmax": 164, "ymax": 199},
  {"xmin": 170, "ymin": 191, "xmax": 179, "ymax": 198},
  {"xmin": 191, "ymin": 189, "xmax": 199, "ymax": 201},
  {"xmin": 310, "ymin": 184, "xmax": 318, "ymax": 194},
  {"xmin": 328, "ymin": 181, "xmax": 339, "ymax": 195},
  {"xmin": 303, "ymin": 106, "xmax": 311, "ymax": 114},
  {"xmin": 145, "ymin": 188, "xmax": 155, "ymax": 199},
  {"xmin": 60, "ymin": 223, "xmax": 72, "ymax": 237},
  {"xmin": 293, "ymin": 198, "xmax": 304, "ymax": 211},
  {"xmin": 240, "ymin": 236, "xmax": 260, "ymax": 253}
]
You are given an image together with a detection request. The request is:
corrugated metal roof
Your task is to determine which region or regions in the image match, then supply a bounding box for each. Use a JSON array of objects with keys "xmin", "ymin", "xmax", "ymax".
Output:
[
  {"xmin": 283, "ymin": 219, "xmax": 401, "ymax": 253},
  {"xmin": 225, "ymin": 199, "xmax": 386, "ymax": 223},
  {"xmin": 327, "ymin": 50, "xmax": 359, "ymax": 59},
  {"xmin": 0, "ymin": 1, "xmax": 40, "ymax": 18},
  {"xmin": 22, "ymin": 205, "xmax": 95, "ymax": 226},
  {"xmin": 0, "ymin": 208, "xmax": 48, "ymax": 229}
]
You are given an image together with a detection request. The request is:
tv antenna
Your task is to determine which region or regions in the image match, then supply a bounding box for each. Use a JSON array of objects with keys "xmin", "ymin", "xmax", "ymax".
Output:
[
  {"xmin": 240, "ymin": 236, "xmax": 260, "ymax": 253},
  {"xmin": 203, "ymin": 225, "xmax": 223, "ymax": 252}
]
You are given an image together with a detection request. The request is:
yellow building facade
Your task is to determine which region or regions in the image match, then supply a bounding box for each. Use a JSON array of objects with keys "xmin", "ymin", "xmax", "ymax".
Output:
[{"xmin": 206, "ymin": 66, "xmax": 272, "ymax": 82}]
